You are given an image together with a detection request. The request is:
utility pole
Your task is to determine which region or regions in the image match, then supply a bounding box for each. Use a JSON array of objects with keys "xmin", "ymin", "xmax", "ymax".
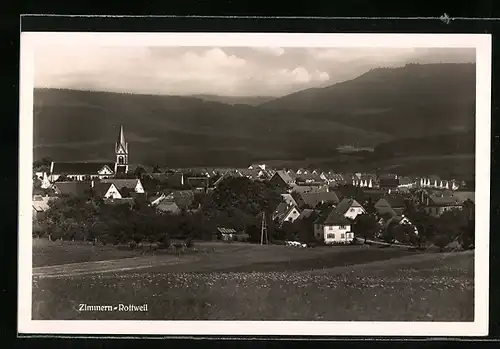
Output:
[{"xmin": 260, "ymin": 211, "xmax": 268, "ymax": 245}]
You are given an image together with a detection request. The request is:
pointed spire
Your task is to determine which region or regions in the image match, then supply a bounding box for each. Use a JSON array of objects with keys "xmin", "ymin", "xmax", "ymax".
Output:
[{"xmin": 117, "ymin": 125, "xmax": 126, "ymax": 146}]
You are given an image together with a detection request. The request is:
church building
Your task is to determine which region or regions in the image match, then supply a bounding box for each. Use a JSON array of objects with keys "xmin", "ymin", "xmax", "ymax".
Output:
[{"xmin": 47, "ymin": 125, "xmax": 130, "ymax": 183}]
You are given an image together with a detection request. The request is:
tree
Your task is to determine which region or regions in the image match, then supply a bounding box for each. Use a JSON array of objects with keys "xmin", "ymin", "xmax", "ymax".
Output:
[
  {"xmin": 433, "ymin": 234, "xmax": 452, "ymax": 252},
  {"xmin": 134, "ymin": 166, "xmax": 146, "ymax": 179},
  {"xmin": 393, "ymin": 223, "xmax": 417, "ymax": 245},
  {"xmin": 364, "ymin": 197, "xmax": 377, "ymax": 216},
  {"xmin": 403, "ymin": 200, "xmax": 436, "ymax": 248},
  {"xmin": 152, "ymin": 164, "xmax": 161, "ymax": 173},
  {"xmin": 281, "ymin": 221, "xmax": 299, "ymax": 241},
  {"xmin": 352, "ymin": 214, "xmax": 378, "ymax": 243}
]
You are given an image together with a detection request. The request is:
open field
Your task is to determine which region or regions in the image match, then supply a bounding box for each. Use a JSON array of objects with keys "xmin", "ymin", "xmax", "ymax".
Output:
[
  {"xmin": 33, "ymin": 238, "xmax": 145, "ymax": 268},
  {"xmin": 32, "ymin": 240, "xmax": 474, "ymax": 321}
]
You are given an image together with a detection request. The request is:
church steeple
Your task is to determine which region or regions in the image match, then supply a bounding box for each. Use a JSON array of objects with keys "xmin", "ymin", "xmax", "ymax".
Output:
[{"xmin": 115, "ymin": 125, "xmax": 129, "ymax": 175}]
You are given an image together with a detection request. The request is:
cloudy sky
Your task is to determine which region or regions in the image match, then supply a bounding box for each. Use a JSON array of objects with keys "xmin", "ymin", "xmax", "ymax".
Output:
[{"xmin": 34, "ymin": 46, "xmax": 475, "ymax": 97}]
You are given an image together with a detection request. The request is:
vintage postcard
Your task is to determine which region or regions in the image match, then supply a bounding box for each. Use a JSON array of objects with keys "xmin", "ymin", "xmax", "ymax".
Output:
[{"xmin": 19, "ymin": 32, "xmax": 491, "ymax": 336}]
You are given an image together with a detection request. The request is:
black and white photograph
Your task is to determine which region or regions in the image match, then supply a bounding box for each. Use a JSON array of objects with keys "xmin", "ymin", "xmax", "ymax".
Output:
[{"xmin": 19, "ymin": 32, "xmax": 491, "ymax": 336}]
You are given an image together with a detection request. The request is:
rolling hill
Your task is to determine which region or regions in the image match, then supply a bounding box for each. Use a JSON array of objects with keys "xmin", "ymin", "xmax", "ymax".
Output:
[
  {"xmin": 33, "ymin": 63, "xmax": 476, "ymax": 171},
  {"xmin": 261, "ymin": 63, "xmax": 476, "ymax": 138}
]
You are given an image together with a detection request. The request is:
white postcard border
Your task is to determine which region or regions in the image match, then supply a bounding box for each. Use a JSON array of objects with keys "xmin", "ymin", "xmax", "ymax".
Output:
[{"xmin": 18, "ymin": 32, "xmax": 491, "ymax": 337}]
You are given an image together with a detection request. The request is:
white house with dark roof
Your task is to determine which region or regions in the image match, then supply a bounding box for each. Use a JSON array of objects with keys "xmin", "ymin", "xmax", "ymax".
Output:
[
  {"xmin": 47, "ymin": 125, "xmax": 129, "ymax": 183},
  {"xmin": 281, "ymin": 193, "xmax": 298, "ymax": 207},
  {"xmin": 314, "ymin": 208, "xmax": 354, "ymax": 244},
  {"xmin": 99, "ymin": 178, "xmax": 145, "ymax": 194},
  {"xmin": 272, "ymin": 203, "xmax": 301, "ymax": 226},
  {"xmin": 424, "ymin": 195, "xmax": 462, "ymax": 217},
  {"xmin": 335, "ymin": 198, "xmax": 366, "ymax": 220}
]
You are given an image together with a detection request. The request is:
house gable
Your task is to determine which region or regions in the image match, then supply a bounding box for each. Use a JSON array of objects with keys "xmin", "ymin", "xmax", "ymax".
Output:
[
  {"xmin": 134, "ymin": 180, "xmax": 145, "ymax": 193},
  {"xmin": 98, "ymin": 165, "xmax": 114, "ymax": 175},
  {"xmin": 104, "ymin": 183, "xmax": 122, "ymax": 199}
]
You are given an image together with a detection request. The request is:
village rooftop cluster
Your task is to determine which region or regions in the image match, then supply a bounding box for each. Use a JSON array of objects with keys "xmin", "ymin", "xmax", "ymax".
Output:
[{"xmin": 32, "ymin": 126, "xmax": 475, "ymax": 248}]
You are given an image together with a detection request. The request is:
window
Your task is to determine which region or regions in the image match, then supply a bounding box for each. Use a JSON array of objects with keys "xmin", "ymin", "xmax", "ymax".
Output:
[
  {"xmin": 328, "ymin": 226, "xmax": 333, "ymax": 230},
  {"xmin": 118, "ymin": 156, "xmax": 124, "ymax": 164},
  {"xmin": 327, "ymin": 233, "xmax": 335, "ymax": 239},
  {"xmin": 339, "ymin": 225, "xmax": 346, "ymax": 229},
  {"xmin": 341, "ymin": 233, "xmax": 345, "ymax": 239},
  {"xmin": 350, "ymin": 208, "xmax": 355, "ymax": 212}
]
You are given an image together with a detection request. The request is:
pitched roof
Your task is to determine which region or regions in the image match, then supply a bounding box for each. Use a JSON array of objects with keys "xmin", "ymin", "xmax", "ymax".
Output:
[
  {"xmin": 291, "ymin": 185, "xmax": 327, "ymax": 194},
  {"xmin": 51, "ymin": 162, "xmax": 115, "ymax": 175},
  {"xmin": 452, "ymin": 191, "xmax": 475, "ymax": 203},
  {"xmin": 274, "ymin": 170, "xmax": 294, "ymax": 184},
  {"xmin": 156, "ymin": 201, "xmax": 181, "ymax": 214},
  {"xmin": 32, "ymin": 195, "xmax": 51, "ymax": 211},
  {"xmin": 217, "ymin": 227, "xmax": 237, "ymax": 234},
  {"xmin": 335, "ymin": 198, "xmax": 363, "ymax": 215},
  {"xmin": 273, "ymin": 202, "xmax": 292, "ymax": 220},
  {"xmin": 428, "ymin": 195, "xmax": 461, "ymax": 206},
  {"xmin": 298, "ymin": 191, "xmax": 340, "ymax": 208},
  {"xmin": 100, "ymin": 178, "xmax": 140, "ymax": 189},
  {"xmin": 281, "ymin": 193, "xmax": 298, "ymax": 207},
  {"xmin": 92, "ymin": 182, "xmax": 114, "ymax": 197},
  {"xmin": 379, "ymin": 194, "xmax": 406, "ymax": 208},
  {"xmin": 315, "ymin": 207, "xmax": 351, "ymax": 226},
  {"xmin": 297, "ymin": 208, "xmax": 318, "ymax": 220},
  {"xmin": 53, "ymin": 181, "xmax": 92, "ymax": 196},
  {"xmin": 296, "ymin": 173, "xmax": 323, "ymax": 182}
]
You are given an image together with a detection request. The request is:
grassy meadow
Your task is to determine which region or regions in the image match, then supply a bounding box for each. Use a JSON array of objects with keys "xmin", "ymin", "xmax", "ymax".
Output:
[{"xmin": 32, "ymin": 240, "xmax": 474, "ymax": 321}]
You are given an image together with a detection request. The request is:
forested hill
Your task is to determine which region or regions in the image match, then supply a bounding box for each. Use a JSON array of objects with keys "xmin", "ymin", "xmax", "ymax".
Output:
[{"xmin": 33, "ymin": 63, "xmax": 475, "ymax": 167}]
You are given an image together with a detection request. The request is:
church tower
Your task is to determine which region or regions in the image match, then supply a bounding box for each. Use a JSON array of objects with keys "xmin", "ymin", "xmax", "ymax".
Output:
[{"xmin": 115, "ymin": 125, "xmax": 129, "ymax": 174}]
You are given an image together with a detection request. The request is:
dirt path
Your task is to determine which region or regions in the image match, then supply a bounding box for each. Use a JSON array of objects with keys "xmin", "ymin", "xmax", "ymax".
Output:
[{"xmin": 32, "ymin": 254, "xmax": 200, "ymax": 278}]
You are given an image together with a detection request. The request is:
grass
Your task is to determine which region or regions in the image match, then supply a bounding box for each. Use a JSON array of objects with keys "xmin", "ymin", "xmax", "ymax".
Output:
[
  {"xmin": 32, "ymin": 240, "xmax": 474, "ymax": 321},
  {"xmin": 32, "ymin": 238, "xmax": 144, "ymax": 267}
]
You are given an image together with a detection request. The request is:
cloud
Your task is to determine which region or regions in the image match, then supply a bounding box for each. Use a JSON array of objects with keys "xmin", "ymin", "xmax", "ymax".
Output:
[
  {"xmin": 251, "ymin": 46, "xmax": 285, "ymax": 56},
  {"xmin": 308, "ymin": 48, "xmax": 418, "ymax": 64},
  {"xmin": 34, "ymin": 45, "xmax": 474, "ymax": 97},
  {"xmin": 181, "ymin": 48, "xmax": 247, "ymax": 68}
]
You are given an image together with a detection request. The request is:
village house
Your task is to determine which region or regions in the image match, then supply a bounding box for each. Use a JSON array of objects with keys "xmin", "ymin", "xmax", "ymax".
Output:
[
  {"xmin": 374, "ymin": 194, "xmax": 406, "ymax": 217},
  {"xmin": 291, "ymin": 184, "xmax": 329, "ymax": 195},
  {"xmin": 52, "ymin": 181, "xmax": 93, "ymax": 197},
  {"xmin": 352, "ymin": 174, "xmax": 376, "ymax": 188},
  {"xmin": 335, "ymin": 198, "xmax": 366, "ymax": 220},
  {"xmin": 100, "ymin": 178, "xmax": 145, "ymax": 195},
  {"xmin": 419, "ymin": 176, "xmax": 461, "ymax": 190},
  {"xmin": 424, "ymin": 194, "xmax": 462, "ymax": 217},
  {"xmin": 248, "ymin": 164, "xmax": 267, "ymax": 171},
  {"xmin": 47, "ymin": 125, "xmax": 130, "ymax": 183},
  {"xmin": 452, "ymin": 191, "xmax": 475, "ymax": 204},
  {"xmin": 314, "ymin": 208, "xmax": 354, "ymax": 244},
  {"xmin": 156, "ymin": 201, "xmax": 181, "ymax": 215},
  {"xmin": 295, "ymin": 172, "xmax": 323, "ymax": 185},
  {"xmin": 32, "ymin": 194, "xmax": 53, "ymax": 219},
  {"xmin": 281, "ymin": 193, "xmax": 298, "ymax": 207},
  {"xmin": 270, "ymin": 170, "xmax": 295, "ymax": 190},
  {"xmin": 382, "ymin": 215, "xmax": 419, "ymax": 236},
  {"xmin": 272, "ymin": 203, "xmax": 301, "ymax": 226},
  {"xmin": 295, "ymin": 191, "xmax": 340, "ymax": 209},
  {"xmin": 296, "ymin": 208, "xmax": 319, "ymax": 221}
]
